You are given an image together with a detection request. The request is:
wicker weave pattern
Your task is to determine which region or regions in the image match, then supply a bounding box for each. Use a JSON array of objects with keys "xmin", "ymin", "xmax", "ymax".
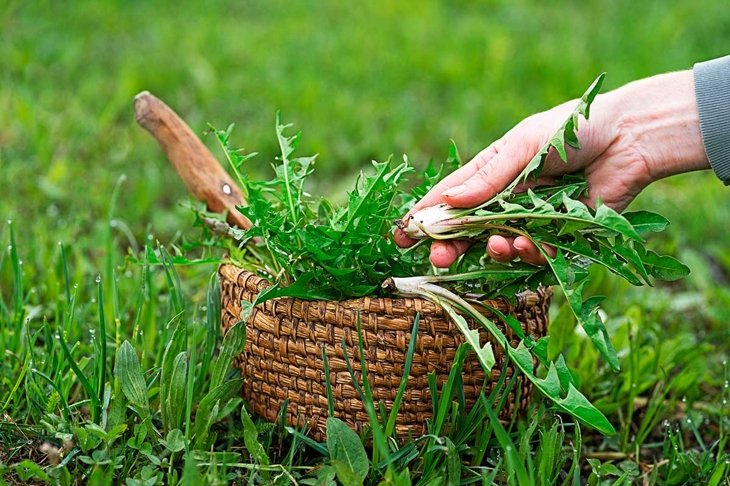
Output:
[{"xmin": 220, "ymin": 264, "xmax": 551, "ymax": 441}]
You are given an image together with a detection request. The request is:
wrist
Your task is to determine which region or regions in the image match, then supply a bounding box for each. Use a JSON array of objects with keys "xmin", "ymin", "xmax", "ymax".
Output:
[{"xmin": 606, "ymin": 70, "xmax": 709, "ymax": 183}]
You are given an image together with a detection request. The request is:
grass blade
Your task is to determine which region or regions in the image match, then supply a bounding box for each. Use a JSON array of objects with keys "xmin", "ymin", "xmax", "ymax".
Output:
[
  {"xmin": 58, "ymin": 291, "xmax": 100, "ymax": 422},
  {"xmin": 95, "ymin": 276, "xmax": 107, "ymax": 423},
  {"xmin": 322, "ymin": 345, "xmax": 335, "ymax": 418},
  {"xmin": 384, "ymin": 313, "xmax": 420, "ymax": 438},
  {"xmin": 484, "ymin": 405, "xmax": 531, "ymax": 485}
]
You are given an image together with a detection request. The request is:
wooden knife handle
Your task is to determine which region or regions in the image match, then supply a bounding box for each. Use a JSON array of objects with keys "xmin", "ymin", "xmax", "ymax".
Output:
[{"xmin": 134, "ymin": 91, "xmax": 252, "ymax": 230}]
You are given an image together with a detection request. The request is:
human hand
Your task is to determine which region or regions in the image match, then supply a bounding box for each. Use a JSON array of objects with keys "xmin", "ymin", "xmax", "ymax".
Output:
[{"xmin": 394, "ymin": 70, "xmax": 709, "ymax": 267}]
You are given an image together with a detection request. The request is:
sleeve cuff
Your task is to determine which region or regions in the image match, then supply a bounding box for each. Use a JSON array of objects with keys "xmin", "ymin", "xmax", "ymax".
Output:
[{"xmin": 694, "ymin": 55, "xmax": 730, "ymax": 185}]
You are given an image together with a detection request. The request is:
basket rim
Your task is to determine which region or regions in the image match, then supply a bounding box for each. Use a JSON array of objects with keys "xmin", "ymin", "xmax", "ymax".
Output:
[{"xmin": 219, "ymin": 263, "xmax": 551, "ymax": 319}]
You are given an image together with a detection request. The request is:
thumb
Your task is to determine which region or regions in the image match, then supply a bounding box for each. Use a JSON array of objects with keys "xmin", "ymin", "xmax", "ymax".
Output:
[{"xmin": 441, "ymin": 141, "xmax": 533, "ymax": 208}]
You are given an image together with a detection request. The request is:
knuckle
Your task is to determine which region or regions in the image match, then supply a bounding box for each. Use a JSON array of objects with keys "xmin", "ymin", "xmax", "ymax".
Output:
[
  {"xmin": 475, "ymin": 149, "xmax": 492, "ymax": 169},
  {"xmin": 474, "ymin": 139, "xmax": 504, "ymax": 169},
  {"xmin": 470, "ymin": 168, "xmax": 498, "ymax": 194}
]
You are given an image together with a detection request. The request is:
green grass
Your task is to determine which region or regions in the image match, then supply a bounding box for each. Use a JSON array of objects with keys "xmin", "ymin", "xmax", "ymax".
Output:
[{"xmin": 2, "ymin": 0, "xmax": 730, "ymax": 484}]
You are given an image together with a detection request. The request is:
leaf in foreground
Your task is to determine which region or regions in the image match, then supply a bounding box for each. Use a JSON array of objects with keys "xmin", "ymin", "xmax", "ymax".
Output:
[
  {"xmin": 386, "ymin": 276, "xmax": 616, "ymax": 436},
  {"xmin": 241, "ymin": 403, "xmax": 270, "ymax": 478},
  {"xmin": 115, "ymin": 340, "xmax": 149, "ymax": 411},
  {"xmin": 327, "ymin": 417, "xmax": 370, "ymax": 483}
]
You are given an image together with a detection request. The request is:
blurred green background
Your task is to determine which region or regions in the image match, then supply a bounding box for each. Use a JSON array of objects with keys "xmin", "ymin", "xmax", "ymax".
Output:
[{"xmin": 2, "ymin": 0, "xmax": 730, "ymax": 322}]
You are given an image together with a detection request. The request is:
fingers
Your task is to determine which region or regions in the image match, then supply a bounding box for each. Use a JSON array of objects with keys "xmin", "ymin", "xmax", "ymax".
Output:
[
  {"xmin": 429, "ymin": 240, "xmax": 472, "ymax": 268},
  {"xmin": 408, "ymin": 143, "xmax": 502, "ymax": 215},
  {"xmin": 395, "ymin": 142, "xmax": 503, "ymax": 249},
  {"xmin": 441, "ymin": 137, "xmax": 536, "ymax": 208},
  {"xmin": 399, "ymin": 229, "xmax": 555, "ymax": 267},
  {"xmin": 427, "ymin": 235, "xmax": 556, "ymax": 268},
  {"xmin": 512, "ymin": 237, "xmax": 545, "ymax": 265},
  {"xmin": 487, "ymin": 235, "xmax": 518, "ymax": 262},
  {"xmin": 393, "ymin": 228, "xmax": 418, "ymax": 248},
  {"xmin": 394, "ymin": 145, "xmax": 501, "ymax": 249},
  {"xmin": 486, "ymin": 235, "xmax": 556, "ymax": 266},
  {"xmin": 512, "ymin": 236, "xmax": 556, "ymax": 266}
]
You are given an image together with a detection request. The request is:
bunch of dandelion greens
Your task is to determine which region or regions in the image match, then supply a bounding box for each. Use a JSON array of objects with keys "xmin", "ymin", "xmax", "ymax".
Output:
[{"xmin": 205, "ymin": 74, "xmax": 688, "ymax": 436}]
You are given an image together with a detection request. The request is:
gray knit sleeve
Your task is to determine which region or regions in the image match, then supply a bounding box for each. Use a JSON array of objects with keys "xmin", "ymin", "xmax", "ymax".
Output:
[{"xmin": 694, "ymin": 55, "xmax": 730, "ymax": 185}]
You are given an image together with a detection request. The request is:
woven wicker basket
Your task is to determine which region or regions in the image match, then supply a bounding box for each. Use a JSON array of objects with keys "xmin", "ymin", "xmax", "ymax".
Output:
[
  {"xmin": 133, "ymin": 94, "xmax": 553, "ymax": 442},
  {"xmin": 220, "ymin": 264, "xmax": 551, "ymax": 442}
]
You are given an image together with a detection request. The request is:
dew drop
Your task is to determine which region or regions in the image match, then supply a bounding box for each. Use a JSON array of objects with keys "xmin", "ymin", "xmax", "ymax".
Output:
[
  {"xmin": 18, "ymin": 260, "xmax": 23, "ymax": 265},
  {"xmin": 96, "ymin": 275, "xmax": 101, "ymax": 283},
  {"xmin": 7, "ymin": 245, "xmax": 12, "ymax": 252},
  {"xmin": 682, "ymin": 396, "xmax": 687, "ymax": 403},
  {"xmin": 222, "ymin": 183, "xmax": 232, "ymax": 195}
]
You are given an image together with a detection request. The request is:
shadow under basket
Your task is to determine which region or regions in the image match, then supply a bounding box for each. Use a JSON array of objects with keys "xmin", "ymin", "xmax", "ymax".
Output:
[{"xmin": 219, "ymin": 264, "xmax": 551, "ymax": 442}]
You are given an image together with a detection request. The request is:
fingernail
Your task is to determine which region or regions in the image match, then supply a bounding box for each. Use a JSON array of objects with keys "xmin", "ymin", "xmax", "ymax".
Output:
[
  {"xmin": 487, "ymin": 241, "xmax": 500, "ymax": 257},
  {"xmin": 442, "ymin": 185, "xmax": 466, "ymax": 197}
]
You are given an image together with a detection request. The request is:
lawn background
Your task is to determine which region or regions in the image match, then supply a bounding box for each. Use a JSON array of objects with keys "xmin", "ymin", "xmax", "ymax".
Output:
[{"xmin": 2, "ymin": 1, "xmax": 730, "ymax": 484}]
